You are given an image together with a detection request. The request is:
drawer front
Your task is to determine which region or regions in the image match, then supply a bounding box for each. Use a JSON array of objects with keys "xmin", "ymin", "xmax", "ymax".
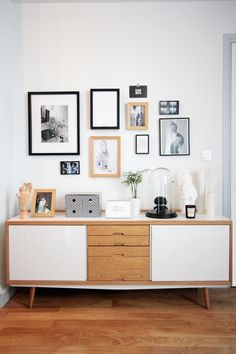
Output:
[
  {"xmin": 88, "ymin": 225, "xmax": 149, "ymax": 236},
  {"xmin": 88, "ymin": 235, "xmax": 149, "ymax": 246},
  {"xmin": 88, "ymin": 246, "xmax": 149, "ymax": 257},
  {"xmin": 88, "ymin": 256, "xmax": 149, "ymax": 281}
]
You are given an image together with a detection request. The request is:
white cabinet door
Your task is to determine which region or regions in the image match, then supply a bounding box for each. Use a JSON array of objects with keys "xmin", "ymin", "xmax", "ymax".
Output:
[
  {"xmin": 9, "ymin": 225, "xmax": 87, "ymax": 281},
  {"xmin": 151, "ymin": 225, "xmax": 230, "ymax": 282}
]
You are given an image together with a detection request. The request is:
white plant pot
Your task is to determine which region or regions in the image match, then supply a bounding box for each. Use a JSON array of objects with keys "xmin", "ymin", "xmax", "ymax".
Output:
[{"xmin": 131, "ymin": 198, "xmax": 141, "ymax": 217}]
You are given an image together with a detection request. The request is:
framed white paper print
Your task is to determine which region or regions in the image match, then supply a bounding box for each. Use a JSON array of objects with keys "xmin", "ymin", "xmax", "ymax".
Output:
[{"xmin": 90, "ymin": 89, "xmax": 120, "ymax": 129}]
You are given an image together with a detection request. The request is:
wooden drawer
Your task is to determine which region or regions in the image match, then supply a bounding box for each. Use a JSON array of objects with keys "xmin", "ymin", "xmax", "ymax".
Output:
[
  {"xmin": 88, "ymin": 225, "xmax": 149, "ymax": 236},
  {"xmin": 88, "ymin": 235, "xmax": 149, "ymax": 246},
  {"xmin": 88, "ymin": 256, "xmax": 149, "ymax": 281},
  {"xmin": 88, "ymin": 246, "xmax": 149, "ymax": 257}
]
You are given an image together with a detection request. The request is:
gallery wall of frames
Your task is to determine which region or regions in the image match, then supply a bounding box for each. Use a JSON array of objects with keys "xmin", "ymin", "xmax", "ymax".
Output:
[{"xmin": 17, "ymin": 1, "xmax": 233, "ymax": 212}]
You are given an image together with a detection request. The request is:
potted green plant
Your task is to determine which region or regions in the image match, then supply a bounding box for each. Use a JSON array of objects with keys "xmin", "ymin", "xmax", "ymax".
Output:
[{"xmin": 122, "ymin": 170, "xmax": 148, "ymax": 216}]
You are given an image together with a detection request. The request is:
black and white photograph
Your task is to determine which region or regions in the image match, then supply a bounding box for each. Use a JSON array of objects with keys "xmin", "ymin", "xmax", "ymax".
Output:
[
  {"xmin": 28, "ymin": 91, "xmax": 80, "ymax": 155},
  {"xmin": 90, "ymin": 89, "xmax": 120, "ymax": 129},
  {"xmin": 159, "ymin": 118, "xmax": 190, "ymax": 156},
  {"xmin": 159, "ymin": 100, "xmax": 179, "ymax": 115},
  {"xmin": 89, "ymin": 136, "xmax": 121, "ymax": 177},
  {"xmin": 60, "ymin": 161, "xmax": 80, "ymax": 175},
  {"xmin": 129, "ymin": 85, "xmax": 147, "ymax": 98},
  {"xmin": 127, "ymin": 102, "xmax": 148, "ymax": 130},
  {"xmin": 135, "ymin": 134, "xmax": 149, "ymax": 154},
  {"xmin": 41, "ymin": 105, "xmax": 68, "ymax": 143}
]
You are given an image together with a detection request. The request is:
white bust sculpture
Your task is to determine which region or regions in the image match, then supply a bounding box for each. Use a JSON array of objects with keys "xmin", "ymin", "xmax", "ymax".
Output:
[{"xmin": 180, "ymin": 172, "xmax": 198, "ymax": 213}]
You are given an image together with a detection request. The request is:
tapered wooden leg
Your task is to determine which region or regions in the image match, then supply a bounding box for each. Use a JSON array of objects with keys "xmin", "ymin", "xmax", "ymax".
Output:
[
  {"xmin": 203, "ymin": 288, "xmax": 210, "ymax": 309},
  {"xmin": 29, "ymin": 287, "xmax": 36, "ymax": 309}
]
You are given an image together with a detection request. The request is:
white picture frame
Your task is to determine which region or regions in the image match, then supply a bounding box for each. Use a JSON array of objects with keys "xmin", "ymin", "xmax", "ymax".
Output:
[
  {"xmin": 135, "ymin": 134, "xmax": 149, "ymax": 154},
  {"xmin": 106, "ymin": 200, "xmax": 131, "ymax": 218}
]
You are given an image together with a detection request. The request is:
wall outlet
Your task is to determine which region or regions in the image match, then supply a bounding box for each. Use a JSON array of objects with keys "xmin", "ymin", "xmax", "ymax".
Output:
[{"xmin": 201, "ymin": 150, "xmax": 212, "ymax": 161}]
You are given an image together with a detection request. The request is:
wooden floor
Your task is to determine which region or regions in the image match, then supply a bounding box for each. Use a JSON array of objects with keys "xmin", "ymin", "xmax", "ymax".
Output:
[{"xmin": 0, "ymin": 287, "xmax": 236, "ymax": 354}]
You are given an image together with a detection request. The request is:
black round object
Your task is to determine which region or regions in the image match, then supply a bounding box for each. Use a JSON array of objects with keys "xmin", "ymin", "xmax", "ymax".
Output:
[
  {"xmin": 146, "ymin": 211, "xmax": 177, "ymax": 219},
  {"xmin": 154, "ymin": 196, "xmax": 167, "ymax": 205}
]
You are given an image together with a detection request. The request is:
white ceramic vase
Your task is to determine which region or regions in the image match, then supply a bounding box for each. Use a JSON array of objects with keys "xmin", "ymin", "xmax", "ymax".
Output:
[{"xmin": 131, "ymin": 198, "xmax": 141, "ymax": 217}]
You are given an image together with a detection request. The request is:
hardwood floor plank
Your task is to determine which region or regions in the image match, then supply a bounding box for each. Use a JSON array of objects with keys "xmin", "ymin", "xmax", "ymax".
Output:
[{"xmin": 0, "ymin": 287, "xmax": 236, "ymax": 353}]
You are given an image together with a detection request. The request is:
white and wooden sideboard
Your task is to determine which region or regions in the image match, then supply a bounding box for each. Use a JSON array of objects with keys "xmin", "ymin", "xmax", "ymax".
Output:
[{"xmin": 5, "ymin": 213, "xmax": 232, "ymax": 309}]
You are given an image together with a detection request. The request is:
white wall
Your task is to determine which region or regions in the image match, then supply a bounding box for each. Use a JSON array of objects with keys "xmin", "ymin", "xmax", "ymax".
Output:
[
  {"xmin": 0, "ymin": 0, "xmax": 22, "ymax": 301},
  {"xmin": 14, "ymin": 1, "xmax": 236, "ymax": 212},
  {"xmin": 231, "ymin": 42, "xmax": 236, "ymax": 284}
]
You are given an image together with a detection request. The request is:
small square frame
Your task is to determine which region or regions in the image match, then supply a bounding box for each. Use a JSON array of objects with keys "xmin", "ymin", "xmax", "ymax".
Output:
[
  {"xmin": 159, "ymin": 100, "xmax": 179, "ymax": 115},
  {"xmin": 90, "ymin": 89, "xmax": 120, "ymax": 129},
  {"xmin": 31, "ymin": 189, "xmax": 56, "ymax": 217},
  {"xmin": 159, "ymin": 118, "xmax": 190, "ymax": 156},
  {"xmin": 127, "ymin": 102, "xmax": 148, "ymax": 130},
  {"xmin": 135, "ymin": 134, "xmax": 149, "ymax": 154}
]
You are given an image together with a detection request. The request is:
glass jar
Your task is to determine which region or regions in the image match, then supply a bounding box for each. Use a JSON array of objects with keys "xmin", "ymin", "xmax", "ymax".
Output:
[{"xmin": 146, "ymin": 167, "xmax": 177, "ymax": 219}]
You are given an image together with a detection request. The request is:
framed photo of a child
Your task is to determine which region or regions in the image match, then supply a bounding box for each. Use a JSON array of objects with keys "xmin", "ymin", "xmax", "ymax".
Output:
[
  {"xmin": 89, "ymin": 136, "xmax": 121, "ymax": 177},
  {"xmin": 31, "ymin": 189, "xmax": 56, "ymax": 217}
]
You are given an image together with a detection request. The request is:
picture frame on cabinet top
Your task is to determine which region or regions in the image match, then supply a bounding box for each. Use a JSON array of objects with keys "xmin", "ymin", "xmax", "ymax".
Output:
[{"xmin": 31, "ymin": 189, "xmax": 56, "ymax": 217}]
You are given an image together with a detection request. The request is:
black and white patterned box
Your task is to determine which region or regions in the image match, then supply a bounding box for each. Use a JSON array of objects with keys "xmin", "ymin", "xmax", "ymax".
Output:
[{"xmin": 65, "ymin": 193, "xmax": 101, "ymax": 217}]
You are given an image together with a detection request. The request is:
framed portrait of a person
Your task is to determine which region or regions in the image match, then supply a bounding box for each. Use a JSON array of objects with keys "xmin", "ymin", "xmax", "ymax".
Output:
[
  {"xmin": 159, "ymin": 118, "xmax": 190, "ymax": 156},
  {"xmin": 89, "ymin": 136, "xmax": 121, "ymax": 177},
  {"xmin": 31, "ymin": 189, "xmax": 56, "ymax": 217},
  {"xmin": 60, "ymin": 161, "xmax": 80, "ymax": 175},
  {"xmin": 127, "ymin": 102, "xmax": 148, "ymax": 130}
]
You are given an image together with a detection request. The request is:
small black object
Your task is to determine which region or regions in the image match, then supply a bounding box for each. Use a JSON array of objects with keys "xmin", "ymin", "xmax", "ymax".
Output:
[
  {"xmin": 185, "ymin": 205, "xmax": 196, "ymax": 219},
  {"xmin": 146, "ymin": 195, "xmax": 177, "ymax": 219}
]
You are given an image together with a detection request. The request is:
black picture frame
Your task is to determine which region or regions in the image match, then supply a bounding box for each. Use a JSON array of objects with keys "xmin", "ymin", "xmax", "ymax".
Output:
[
  {"xmin": 60, "ymin": 161, "xmax": 80, "ymax": 175},
  {"xmin": 90, "ymin": 89, "xmax": 120, "ymax": 129},
  {"xmin": 159, "ymin": 100, "xmax": 179, "ymax": 115},
  {"xmin": 129, "ymin": 85, "xmax": 147, "ymax": 98},
  {"xmin": 28, "ymin": 91, "xmax": 80, "ymax": 155},
  {"xmin": 159, "ymin": 118, "xmax": 190, "ymax": 156},
  {"xmin": 135, "ymin": 134, "xmax": 149, "ymax": 154}
]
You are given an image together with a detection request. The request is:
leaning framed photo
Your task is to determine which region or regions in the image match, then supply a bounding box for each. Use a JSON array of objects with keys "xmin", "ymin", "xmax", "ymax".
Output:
[
  {"xmin": 159, "ymin": 118, "xmax": 190, "ymax": 156},
  {"xmin": 127, "ymin": 102, "xmax": 148, "ymax": 130},
  {"xmin": 89, "ymin": 136, "xmax": 121, "ymax": 177},
  {"xmin": 90, "ymin": 89, "xmax": 120, "ymax": 129},
  {"xmin": 135, "ymin": 134, "xmax": 149, "ymax": 154},
  {"xmin": 31, "ymin": 189, "xmax": 56, "ymax": 217},
  {"xmin": 159, "ymin": 100, "xmax": 179, "ymax": 115},
  {"xmin": 28, "ymin": 91, "xmax": 80, "ymax": 155}
]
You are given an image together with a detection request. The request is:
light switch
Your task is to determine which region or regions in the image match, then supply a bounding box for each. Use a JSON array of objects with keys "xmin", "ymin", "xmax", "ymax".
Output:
[{"xmin": 201, "ymin": 150, "xmax": 212, "ymax": 161}]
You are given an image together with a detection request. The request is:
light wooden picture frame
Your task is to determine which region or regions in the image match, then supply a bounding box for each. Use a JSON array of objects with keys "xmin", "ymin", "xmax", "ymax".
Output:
[
  {"xmin": 31, "ymin": 189, "xmax": 56, "ymax": 217},
  {"xmin": 89, "ymin": 136, "xmax": 121, "ymax": 177},
  {"xmin": 127, "ymin": 102, "xmax": 148, "ymax": 130}
]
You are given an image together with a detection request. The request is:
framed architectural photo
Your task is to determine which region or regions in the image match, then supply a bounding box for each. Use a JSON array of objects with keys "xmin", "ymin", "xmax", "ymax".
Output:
[
  {"xmin": 159, "ymin": 118, "xmax": 190, "ymax": 156},
  {"xmin": 28, "ymin": 91, "xmax": 80, "ymax": 155},
  {"xmin": 31, "ymin": 189, "xmax": 56, "ymax": 217},
  {"xmin": 90, "ymin": 89, "xmax": 120, "ymax": 129},
  {"xmin": 159, "ymin": 100, "xmax": 179, "ymax": 115},
  {"xmin": 135, "ymin": 134, "xmax": 149, "ymax": 154},
  {"xmin": 127, "ymin": 102, "xmax": 148, "ymax": 130},
  {"xmin": 129, "ymin": 85, "xmax": 147, "ymax": 98},
  {"xmin": 89, "ymin": 136, "xmax": 121, "ymax": 177},
  {"xmin": 60, "ymin": 161, "xmax": 80, "ymax": 175}
]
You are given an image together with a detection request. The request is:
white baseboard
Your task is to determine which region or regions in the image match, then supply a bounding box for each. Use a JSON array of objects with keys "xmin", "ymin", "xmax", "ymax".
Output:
[{"xmin": 0, "ymin": 287, "xmax": 16, "ymax": 308}]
